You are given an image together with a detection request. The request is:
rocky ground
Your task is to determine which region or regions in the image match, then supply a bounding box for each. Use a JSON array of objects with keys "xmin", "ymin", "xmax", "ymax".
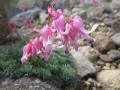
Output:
[{"xmin": 1, "ymin": 0, "xmax": 120, "ymax": 90}]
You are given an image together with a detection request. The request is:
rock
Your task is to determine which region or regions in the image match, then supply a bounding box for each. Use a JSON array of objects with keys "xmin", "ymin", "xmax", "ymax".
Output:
[
  {"xmin": 78, "ymin": 46, "xmax": 100, "ymax": 62},
  {"xmin": 87, "ymin": 3, "xmax": 112, "ymax": 22},
  {"xmin": 1, "ymin": 77, "xmax": 60, "ymax": 90},
  {"xmin": 10, "ymin": 6, "xmax": 23, "ymax": 18},
  {"xmin": 71, "ymin": 10, "xmax": 87, "ymax": 19},
  {"xmin": 111, "ymin": 18, "xmax": 120, "ymax": 33},
  {"xmin": 97, "ymin": 70, "xmax": 120, "ymax": 89},
  {"xmin": 63, "ymin": 9, "xmax": 71, "ymax": 17},
  {"xmin": 111, "ymin": 33, "xmax": 120, "ymax": 47},
  {"xmin": 100, "ymin": 55, "xmax": 113, "ymax": 62},
  {"xmin": 94, "ymin": 35, "xmax": 115, "ymax": 53},
  {"xmin": 107, "ymin": 50, "xmax": 120, "ymax": 60},
  {"xmin": 40, "ymin": 11, "xmax": 48, "ymax": 24},
  {"xmin": 10, "ymin": 8, "xmax": 41, "ymax": 27},
  {"xmin": 1, "ymin": 78, "xmax": 13, "ymax": 86},
  {"xmin": 104, "ymin": 18, "xmax": 114, "ymax": 26},
  {"xmin": 72, "ymin": 8, "xmax": 81, "ymax": 13},
  {"xmin": 26, "ymin": 1, "xmax": 42, "ymax": 10},
  {"xmin": 55, "ymin": 0, "xmax": 71, "ymax": 9},
  {"xmin": 70, "ymin": 49, "xmax": 96, "ymax": 78},
  {"xmin": 71, "ymin": 8, "xmax": 87, "ymax": 19},
  {"xmin": 109, "ymin": 0, "xmax": 120, "ymax": 10}
]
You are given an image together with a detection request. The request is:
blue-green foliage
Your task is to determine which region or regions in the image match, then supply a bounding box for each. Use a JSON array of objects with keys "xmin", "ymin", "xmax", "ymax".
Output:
[{"xmin": 0, "ymin": 39, "xmax": 78, "ymax": 88}]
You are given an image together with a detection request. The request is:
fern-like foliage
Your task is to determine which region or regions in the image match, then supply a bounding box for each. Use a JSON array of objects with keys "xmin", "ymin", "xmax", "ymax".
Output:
[{"xmin": 0, "ymin": 40, "xmax": 78, "ymax": 88}]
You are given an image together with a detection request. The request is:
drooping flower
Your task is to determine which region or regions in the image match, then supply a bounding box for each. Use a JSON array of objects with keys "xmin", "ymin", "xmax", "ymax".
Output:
[
  {"xmin": 39, "ymin": 44, "xmax": 57, "ymax": 62},
  {"xmin": 48, "ymin": 6, "xmax": 63, "ymax": 20},
  {"xmin": 8, "ymin": 21, "xmax": 15, "ymax": 32},
  {"xmin": 80, "ymin": 0, "xmax": 85, "ymax": 5},
  {"xmin": 91, "ymin": 0, "xmax": 100, "ymax": 5},
  {"xmin": 24, "ymin": 19, "xmax": 32, "ymax": 28},
  {"xmin": 52, "ymin": 15, "xmax": 70, "ymax": 53},
  {"xmin": 21, "ymin": 42, "xmax": 36, "ymax": 64},
  {"xmin": 67, "ymin": 16, "xmax": 99, "ymax": 50},
  {"xmin": 18, "ymin": 4, "xmax": 26, "ymax": 10}
]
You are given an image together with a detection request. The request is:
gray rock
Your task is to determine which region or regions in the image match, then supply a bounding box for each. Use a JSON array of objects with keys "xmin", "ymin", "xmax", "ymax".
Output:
[
  {"xmin": 26, "ymin": 1, "xmax": 42, "ymax": 10},
  {"xmin": 9, "ymin": 6, "xmax": 23, "ymax": 18},
  {"xmin": 97, "ymin": 70, "xmax": 120, "ymax": 89},
  {"xmin": 87, "ymin": 3, "xmax": 112, "ymax": 22},
  {"xmin": 78, "ymin": 46, "xmax": 100, "ymax": 62},
  {"xmin": 63, "ymin": 9, "xmax": 71, "ymax": 17},
  {"xmin": 109, "ymin": 0, "xmax": 120, "ymax": 10},
  {"xmin": 111, "ymin": 33, "xmax": 120, "ymax": 47},
  {"xmin": 1, "ymin": 77, "xmax": 60, "ymax": 90},
  {"xmin": 111, "ymin": 18, "xmax": 120, "ymax": 33},
  {"xmin": 55, "ymin": 0, "xmax": 71, "ymax": 9},
  {"xmin": 1, "ymin": 78, "xmax": 13, "ymax": 86},
  {"xmin": 70, "ymin": 49, "xmax": 96, "ymax": 78},
  {"xmin": 94, "ymin": 35, "xmax": 115, "ymax": 53},
  {"xmin": 40, "ymin": 11, "xmax": 48, "ymax": 24},
  {"xmin": 100, "ymin": 55, "xmax": 113, "ymax": 62},
  {"xmin": 10, "ymin": 8, "xmax": 41, "ymax": 27},
  {"xmin": 72, "ymin": 8, "xmax": 81, "ymax": 13},
  {"xmin": 71, "ymin": 10, "xmax": 87, "ymax": 19},
  {"xmin": 107, "ymin": 50, "xmax": 120, "ymax": 60}
]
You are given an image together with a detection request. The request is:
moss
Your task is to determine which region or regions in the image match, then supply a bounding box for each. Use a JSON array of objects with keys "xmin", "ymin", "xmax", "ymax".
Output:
[{"xmin": 0, "ymin": 39, "xmax": 78, "ymax": 88}]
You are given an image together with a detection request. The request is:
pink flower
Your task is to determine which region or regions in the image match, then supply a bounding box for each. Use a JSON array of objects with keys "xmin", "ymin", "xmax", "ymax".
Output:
[
  {"xmin": 21, "ymin": 42, "xmax": 36, "ymax": 64},
  {"xmin": 67, "ymin": 16, "xmax": 99, "ymax": 50},
  {"xmin": 30, "ymin": 37, "xmax": 44, "ymax": 54},
  {"xmin": 40, "ymin": 25, "xmax": 54, "ymax": 45},
  {"xmin": 8, "ymin": 21, "xmax": 15, "ymax": 32},
  {"xmin": 18, "ymin": 4, "xmax": 26, "ymax": 10},
  {"xmin": 70, "ymin": 16, "xmax": 94, "ymax": 42},
  {"xmin": 39, "ymin": 44, "xmax": 57, "ymax": 62},
  {"xmin": 80, "ymin": 0, "xmax": 85, "ymax": 5},
  {"xmin": 24, "ymin": 19, "xmax": 32, "ymax": 28},
  {"xmin": 52, "ymin": 15, "xmax": 70, "ymax": 53},
  {"xmin": 91, "ymin": 0, "xmax": 100, "ymax": 5},
  {"xmin": 48, "ymin": 6, "xmax": 63, "ymax": 20}
]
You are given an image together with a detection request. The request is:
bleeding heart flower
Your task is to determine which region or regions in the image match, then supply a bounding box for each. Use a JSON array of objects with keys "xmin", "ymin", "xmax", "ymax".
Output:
[
  {"xmin": 21, "ymin": 42, "xmax": 36, "ymax": 64},
  {"xmin": 80, "ymin": 0, "xmax": 85, "ymax": 5},
  {"xmin": 8, "ymin": 21, "xmax": 15, "ymax": 32},
  {"xmin": 91, "ymin": 0, "xmax": 100, "ymax": 5},
  {"xmin": 18, "ymin": 4, "xmax": 26, "ymax": 10},
  {"xmin": 48, "ymin": 6, "xmax": 63, "ymax": 20},
  {"xmin": 24, "ymin": 19, "xmax": 32, "ymax": 28}
]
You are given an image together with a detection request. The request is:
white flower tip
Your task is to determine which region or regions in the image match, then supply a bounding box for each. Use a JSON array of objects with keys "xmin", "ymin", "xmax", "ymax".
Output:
[{"xmin": 88, "ymin": 23, "xmax": 99, "ymax": 34}]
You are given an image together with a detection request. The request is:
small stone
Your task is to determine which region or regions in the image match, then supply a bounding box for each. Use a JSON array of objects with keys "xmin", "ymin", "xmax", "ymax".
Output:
[
  {"xmin": 63, "ymin": 9, "xmax": 71, "ymax": 17},
  {"xmin": 102, "ymin": 66, "xmax": 110, "ymax": 70},
  {"xmin": 107, "ymin": 50, "xmax": 120, "ymax": 60},
  {"xmin": 111, "ymin": 33, "xmax": 120, "ymax": 47},
  {"xmin": 111, "ymin": 18, "xmax": 120, "ymax": 33},
  {"xmin": 40, "ymin": 11, "xmax": 48, "ymax": 24},
  {"xmin": 97, "ymin": 70, "xmax": 120, "ymax": 89},
  {"xmin": 71, "ymin": 10, "xmax": 87, "ymax": 19},
  {"xmin": 78, "ymin": 46, "xmax": 100, "ymax": 62},
  {"xmin": 94, "ymin": 35, "xmax": 115, "ymax": 53},
  {"xmin": 100, "ymin": 55, "xmax": 113, "ymax": 62},
  {"xmin": 70, "ymin": 49, "xmax": 96, "ymax": 78},
  {"xmin": 2, "ymin": 78, "xmax": 13, "ymax": 86}
]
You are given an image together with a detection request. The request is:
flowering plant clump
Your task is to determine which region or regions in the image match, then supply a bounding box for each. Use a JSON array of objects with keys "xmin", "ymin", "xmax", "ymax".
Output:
[{"xmin": 21, "ymin": 0, "xmax": 99, "ymax": 64}]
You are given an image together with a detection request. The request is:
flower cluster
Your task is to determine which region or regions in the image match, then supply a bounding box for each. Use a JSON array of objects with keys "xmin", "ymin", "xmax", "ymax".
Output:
[{"xmin": 21, "ymin": 1, "xmax": 99, "ymax": 64}]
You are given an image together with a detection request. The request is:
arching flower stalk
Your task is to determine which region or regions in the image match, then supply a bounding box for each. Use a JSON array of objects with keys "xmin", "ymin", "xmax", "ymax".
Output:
[{"xmin": 21, "ymin": 0, "xmax": 99, "ymax": 64}]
